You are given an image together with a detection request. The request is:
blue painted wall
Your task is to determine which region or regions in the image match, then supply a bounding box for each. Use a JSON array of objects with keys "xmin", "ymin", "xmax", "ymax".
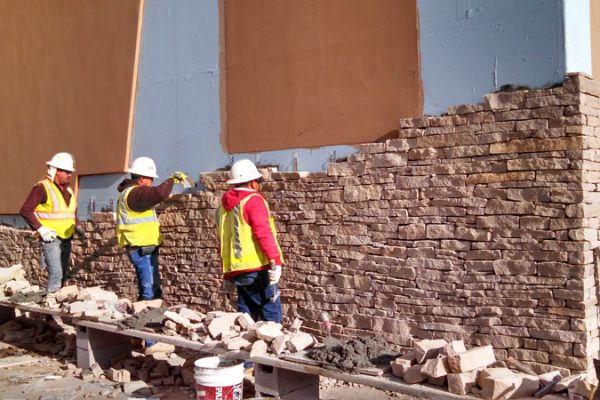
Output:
[
  {"xmin": 3, "ymin": 0, "xmax": 587, "ymax": 223},
  {"xmin": 419, "ymin": 0, "xmax": 566, "ymax": 115}
]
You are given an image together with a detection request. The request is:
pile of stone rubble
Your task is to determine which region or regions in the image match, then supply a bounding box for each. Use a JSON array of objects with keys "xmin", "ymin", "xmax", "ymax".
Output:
[
  {"xmin": 0, "ymin": 263, "xmax": 317, "ymax": 359},
  {"xmin": 391, "ymin": 338, "xmax": 596, "ymax": 399}
]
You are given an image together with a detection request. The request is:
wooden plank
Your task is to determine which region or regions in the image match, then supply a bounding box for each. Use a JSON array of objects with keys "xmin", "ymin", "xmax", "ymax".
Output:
[
  {"xmin": 75, "ymin": 319, "xmax": 248, "ymax": 359},
  {"xmin": 0, "ymin": 301, "xmax": 71, "ymax": 318},
  {"xmin": 252, "ymin": 355, "xmax": 478, "ymax": 400},
  {"xmin": 0, "ymin": 355, "xmax": 37, "ymax": 369}
]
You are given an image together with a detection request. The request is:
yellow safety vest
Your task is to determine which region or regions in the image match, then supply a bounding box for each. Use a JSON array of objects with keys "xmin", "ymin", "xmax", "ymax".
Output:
[
  {"xmin": 216, "ymin": 193, "xmax": 283, "ymax": 276},
  {"xmin": 116, "ymin": 186, "xmax": 162, "ymax": 248},
  {"xmin": 34, "ymin": 179, "xmax": 76, "ymax": 239}
]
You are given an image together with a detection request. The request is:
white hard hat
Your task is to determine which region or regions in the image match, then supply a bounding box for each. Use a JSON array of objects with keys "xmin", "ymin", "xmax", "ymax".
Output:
[
  {"xmin": 46, "ymin": 152, "xmax": 75, "ymax": 172},
  {"xmin": 227, "ymin": 159, "xmax": 263, "ymax": 185},
  {"xmin": 127, "ymin": 156, "xmax": 158, "ymax": 178}
]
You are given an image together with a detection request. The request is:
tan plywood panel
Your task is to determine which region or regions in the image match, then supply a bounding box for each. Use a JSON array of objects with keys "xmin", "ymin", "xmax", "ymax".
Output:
[
  {"xmin": 222, "ymin": 0, "xmax": 422, "ymax": 153},
  {"xmin": 0, "ymin": 0, "xmax": 143, "ymax": 214},
  {"xmin": 592, "ymin": 0, "xmax": 600, "ymax": 79}
]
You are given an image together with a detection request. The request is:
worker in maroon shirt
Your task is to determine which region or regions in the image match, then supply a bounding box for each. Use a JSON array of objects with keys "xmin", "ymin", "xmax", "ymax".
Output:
[{"xmin": 20, "ymin": 152, "xmax": 85, "ymax": 293}]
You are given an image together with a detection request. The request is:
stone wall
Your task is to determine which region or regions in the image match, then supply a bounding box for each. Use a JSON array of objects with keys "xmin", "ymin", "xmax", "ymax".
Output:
[{"xmin": 2, "ymin": 73, "xmax": 600, "ymax": 376}]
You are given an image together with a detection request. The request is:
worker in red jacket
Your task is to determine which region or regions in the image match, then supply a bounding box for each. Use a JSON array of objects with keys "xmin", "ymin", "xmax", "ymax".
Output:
[{"xmin": 216, "ymin": 159, "xmax": 284, "ymax": 322}]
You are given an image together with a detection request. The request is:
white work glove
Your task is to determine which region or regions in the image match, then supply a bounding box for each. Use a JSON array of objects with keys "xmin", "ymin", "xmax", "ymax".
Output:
[
  {"xmin": 37, "ymin": 226, "xmax": 57, "ymax": 242},
  {"xmin": 268, "ymin": 264, "xmax": 282, "ymax": 285}
]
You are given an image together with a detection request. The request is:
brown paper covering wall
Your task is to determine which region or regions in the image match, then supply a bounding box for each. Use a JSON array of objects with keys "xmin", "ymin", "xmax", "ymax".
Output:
[
  {"xmin": 222, "ymin": 0, "xmax": 423, "ymax": 153},
  {"xmin": 592, "ymin": 1, "xmax": 600, "ymax": 79},
  {"xmin": 0, "ymin": 0, "xmax": 143, "ymax": 214}
]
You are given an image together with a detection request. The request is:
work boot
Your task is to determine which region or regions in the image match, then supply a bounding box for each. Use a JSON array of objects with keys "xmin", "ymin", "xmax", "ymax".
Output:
[{"xmin": 144, "ymin": 342, "xmax": 175, "ymax": 355}]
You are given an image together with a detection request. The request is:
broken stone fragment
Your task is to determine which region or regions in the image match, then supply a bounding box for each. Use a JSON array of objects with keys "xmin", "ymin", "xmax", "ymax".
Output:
[
  {"xmin": 106, "ymin": 368, "xmax": 131, "ymax": 383},
  {"xmin": 289, "ymin": 318, "xmax": 303, "ymax": 333},
  {"xmin": 224, "ymin": 336, "xmax": 252, "ymax": 351},
  {"xmin": 403, "ymin": 364, "xmax": 426, "ymax": 384},
  {"xmin": 177, "ymin": 307, "xmax": 205, "ymax": 323},
  {"xmin": 207, "ymin": 313, "xmax": 241, "ymax": 339},
  {"xmin": 122, "ymin": 380, "xmax": 148, "ymax": 394},
  {"xmin": 0, "ymin": 264, "xmax": 25, "ymax": 284},
  {"xmin": 390, "ymin": 358, "xmax": 413, "ymax": 378},
  {"xmin": 413, "ymin": 339, "xmax": 447, "ymax": 363},
  {"xmin": 440, "ymin": 340, "xmax": 467, "ymax": 356},
  {"xmin": 54, "ymin": 285, "xmax": 79, "ymax": 303},
  {"xmin": 255, "ymin": 321, "xmax": 283, "ymax": 343},
  {"xmin": 4, "ymin": 280, "xmax": 31, "ymax": 296},
  {"xmin": 164, "ymin": 310, "xmax": 191, "ymax": 328},
  {"xmin": 68, "ymin": 300, "xmax": 99, "ymax": 315},
  {"xmin": 286, "ymin": 332, "xmax": 315, "ymax": 353},
  {"xmin": 132, "ymin": 299, "xmax": 163, "ymax": 314},
  {"xmin": 270, "ymin": 334, "xmax": 290, "ymax": 356},
  {"xmin": 236, "ymin": 313, "xmax": 255, "ymax": 330},
  {"xmin": 250, "ymin": 340, "xmax": 268, "ymax": 358},
  {"xmin": 421, "ymin": 356, "xmax": 450, "ymax": 378},
  {"xmin": 78, "ymin": 286, "xmax": 118, "ymax": 302}
]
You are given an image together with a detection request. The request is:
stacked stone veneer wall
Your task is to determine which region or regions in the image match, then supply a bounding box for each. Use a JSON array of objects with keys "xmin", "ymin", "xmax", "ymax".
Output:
[{"xmin": 2, "ymin": 73, "xmax": 600, "ymax": 376}]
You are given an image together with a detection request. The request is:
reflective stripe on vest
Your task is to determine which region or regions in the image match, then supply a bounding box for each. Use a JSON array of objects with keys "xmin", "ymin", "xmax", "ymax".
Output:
[
  {"xmin": 216, "ymin": 193, "xmax": 283, "ymax": 275},
  {"xmin": 116, "ymin": 186, "xmax": 161, "ymax": 248},
  {"xmin": 34, "ymin": 179, "xmax": 76, "ymax": 239}
]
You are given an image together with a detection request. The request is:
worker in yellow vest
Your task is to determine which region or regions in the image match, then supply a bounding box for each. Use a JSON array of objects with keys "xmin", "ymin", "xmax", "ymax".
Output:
[
  {"xmin": 216, "ymin": 159, "xmax": 284, "ymax": 322},
  {"xmin": 116, "ymin": 156, "xmax": 189, "ymax": 300},
  {"xmin": 20, "ymin": 152, "xmax": 84, "ymax": 293}
]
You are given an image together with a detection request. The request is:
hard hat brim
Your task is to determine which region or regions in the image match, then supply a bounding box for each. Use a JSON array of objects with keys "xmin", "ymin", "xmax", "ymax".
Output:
[
  {"xmin": 126, "ymin": 167, "xmax": 158, "ymax": 178},
  {"xmin": 226, "ymin": 171, "xmax": 263, "ymax": 185},
  {"xmin": 46, "ymin": 161, "xmax": 75, "ymax": 172}
]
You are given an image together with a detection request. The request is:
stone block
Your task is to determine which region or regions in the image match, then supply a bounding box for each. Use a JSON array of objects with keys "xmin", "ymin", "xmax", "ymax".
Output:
[
  {"xmin": 477, "ymin": 367, "xmax": 539, "ymax": 400},
  {"xmin": 390, "ymin": 358, "xmax": 413, "ymax": 378},
  {"xmin": 78, "ymin": 287, "xmax": 118, "ymax": 302},
  {"xmin": 447, "ymin": 370, "xmax": 478, "ymax": 395},
  {"xmin": 403, "ymin": 364, "xmax": 426, "ymax": 384},
  {"xmin": 421, "ymin": 356, "xmax": 450, "ymax": 378},
  {"xmin": 448, "ymin": 345, "xmax": 495, "ymax": 373}
]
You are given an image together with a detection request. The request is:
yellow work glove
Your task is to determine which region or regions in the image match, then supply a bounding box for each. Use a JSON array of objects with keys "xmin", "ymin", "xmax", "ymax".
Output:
[{"xmin": 170, "ymin": 171, "xmax": 189, "ymax": 184}]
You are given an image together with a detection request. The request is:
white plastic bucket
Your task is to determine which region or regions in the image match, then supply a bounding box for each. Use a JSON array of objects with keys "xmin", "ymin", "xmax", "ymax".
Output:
[{"xmin": 194, "ymin": 356, "xmax": 244, "ymax": 400}]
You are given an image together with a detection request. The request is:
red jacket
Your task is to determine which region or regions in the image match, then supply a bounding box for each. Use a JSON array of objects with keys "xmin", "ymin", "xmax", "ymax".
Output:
[{"xmin": 220, "ymin": 188, "xmax": 283, "ymax": 273}]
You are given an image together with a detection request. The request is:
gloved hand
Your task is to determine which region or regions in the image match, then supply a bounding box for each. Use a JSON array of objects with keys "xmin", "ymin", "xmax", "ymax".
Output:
[
  {"xmin": 37, "ymin": 226, "xmax": 57, "ymax": 242},
  {"xmin": 268, "ymin": 264, "xmax": 282, "ymax": 285},
  {"xmin": 75, "ymin": 226, "xmax": 86, "ymax": 240},
  {"xmin": 170, "ymin": 171, "xmax": 189, "ymax": 184}
]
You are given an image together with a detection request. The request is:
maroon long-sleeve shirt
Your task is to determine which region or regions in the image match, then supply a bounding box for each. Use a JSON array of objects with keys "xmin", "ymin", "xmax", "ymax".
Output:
[
  {"xmin": 20, "ymin": 180, "xmax": 76, "ymax": 230},
  {"xmin": 117, "ymin": 178, "xmax": 174, "ymax": 211}
]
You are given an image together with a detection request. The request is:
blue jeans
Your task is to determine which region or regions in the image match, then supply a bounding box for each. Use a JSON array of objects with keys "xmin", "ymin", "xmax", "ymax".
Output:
[
  {"xmin": 41, "ymin": 237, "xmax": 72, "ymax": 293},
  {"xmin": 127, "ymin": 246, "xmax": 162, "ymax": 301},
  {"xmin": 232, "ymin": 269, "xmax": 282, "ymax": 322}
]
